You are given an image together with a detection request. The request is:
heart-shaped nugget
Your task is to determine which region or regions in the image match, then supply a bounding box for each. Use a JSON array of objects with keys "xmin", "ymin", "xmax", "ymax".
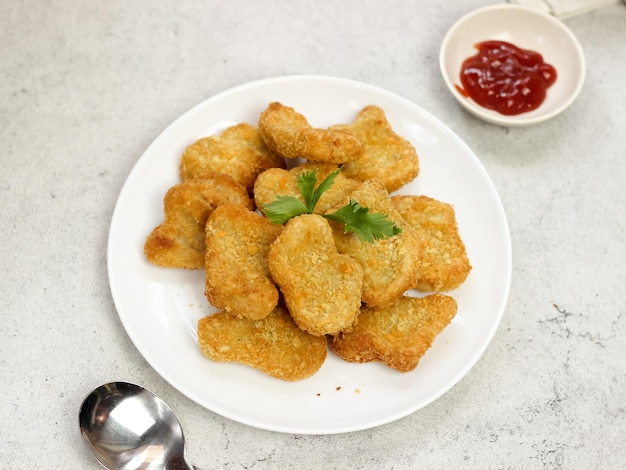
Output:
[
  {"xmin": 267, "ymin": 214, "xmax": 364, "ymax": 336},
  {"xmin": 258, "ymin": 102, "xmax": 363, "ymax": 164},
  {"xmin": 329, "ymin": 105, "xmax": 419, "ymax": 193},
  {"xmin": 180, "ymin": 123, "xmax": 285, "ymax": 191},
  {"xmin": 144, "ymin": 173, "xmax": 254, "ymax": 269},
  {"xmin": 205, "ymin": 203, "xmax": 283, "ymax": 320},
  {"xmin": 391, "ymin": 195, "xmax": 471, "ymax": 292},
  {"xmin": 198, "ymin": 305, "xmax": 326, "ymax": 381},
  {"xmin": 327, "ymin": 179, "xmax": 421, "ymax": 309},
  {"xmin": 331, "ymin": 294, "xmax": 458, "ymax": 372}
]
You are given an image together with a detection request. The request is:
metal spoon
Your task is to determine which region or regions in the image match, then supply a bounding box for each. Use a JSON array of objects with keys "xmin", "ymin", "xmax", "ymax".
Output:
[{"xmin": 79, "ymin": 381, "xmax": 199, "ymax": 470}]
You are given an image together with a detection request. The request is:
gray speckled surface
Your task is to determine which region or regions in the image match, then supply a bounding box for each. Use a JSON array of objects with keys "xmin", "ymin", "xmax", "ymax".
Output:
[{"xmin": 1, "ymin": 1, "xmax": 624, "ymax": 468}]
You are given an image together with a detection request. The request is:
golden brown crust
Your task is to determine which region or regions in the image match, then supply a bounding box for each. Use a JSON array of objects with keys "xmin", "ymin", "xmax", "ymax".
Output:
[
  {"xmin": 326, "ymin": 179, "xmax": 422, "ymax": 309},
  {"xmin": 331, "ymin": 294, "xmax": 457, "ymax": 372},
  {"xmin": 146, "ymin": 104, "xmax": 471, "ymax": 382},
  {"xmin": 179, "ymin": 123, "xmax": 285, "ymax": 191},
  {"xmin": 391, "ymin": 195, "xmax": 471, "ymax": 291},
  {"xmin": 144, "ymin": 173, "xmax": 253, "ymax": 269},
  {"xmin": 253, "ymin": 162, "xmax": 362, "ymax": 215},
  {"xmin": 198, "ymin": 305, "xmax": 327, "ymax": 381},
  {"xmin": 329, "ymin": 105, "xmax": 419, "ymax": 193},
  {"xmin": 204, "ymin": 204, "xmax": 283, "ymax": 320},
  {"xmin": 258, "ymin": 102, "xmax": 364, "ymax": 163},
  {"xmin": 267, "ymin": 214, "xmax": 364, "ymax": 336}
]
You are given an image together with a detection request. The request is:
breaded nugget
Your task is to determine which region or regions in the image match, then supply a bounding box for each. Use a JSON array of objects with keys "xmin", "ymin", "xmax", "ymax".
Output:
[
  {"xmin": 329, "ymin": 105, "xmax": 419, "ymax": 192},
  {"xmin": 144, "ymin": 173, "xmax": 253, "ymax": 269},
  {"xmin": 331, "ymin": 294, "xmax": 457, "ymax": 372},
  {"xmin": 258, "ymin": 102, "xmax": 363, "ymax": 163},
  {"xmin": 180, "ymin": 123, "xmax": 285, "ymax": 191},
  {"xmin": 253, "ymin": 163, "xmax": 362, "ymax": 215},
  {"xmin": 327, "ymin": 179, "xmax": 421, "ymax": 309},
  {"xmin": 391, "ymin": 195, "xmax": 471, "ymax": 291},
  {"xmin": 198, "ymin": 305, "xmax": 327, "ymax": 381},
  {"xmin": 205, "ymin": 204, "xmax": 282, "ymax": 320},
  {"xmin": 267, "ymin": 214, "xmax": 363, "ymax": 336}
]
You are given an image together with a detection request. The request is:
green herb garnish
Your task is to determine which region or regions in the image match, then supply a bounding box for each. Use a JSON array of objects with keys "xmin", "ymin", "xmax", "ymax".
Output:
[
  {"xmin": 261, "ymin": 169, "xmax": 401, "ymax": 243},
  {"xmin": 324, "ymin": 199, "xmax": 402, "ymax": 243}
]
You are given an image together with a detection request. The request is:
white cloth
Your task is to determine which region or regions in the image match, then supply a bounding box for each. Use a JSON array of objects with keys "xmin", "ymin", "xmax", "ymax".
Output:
[{"xmin": 509, "ymin": 0, "xmax": 623, "ymax": 18}]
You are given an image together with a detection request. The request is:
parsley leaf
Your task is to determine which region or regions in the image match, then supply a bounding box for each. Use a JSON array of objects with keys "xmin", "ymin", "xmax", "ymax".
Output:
[
  {"xmin": 260, "ymin": 167, "xmax": 401, "ymax": 243},
  {"xmin": 261, "ymin": 195, "xmax": 308, "ymax": 224},
  {"xmin": 262, "ymin": 169, "xmax": 338, "ymax": 223},
  {"xmin": 304, "ymin": 168, "xmax": 340, "ymax": 212},
  {"xmin": 324, "ymin": 199, "xmax": 402, "ymax": 243}
]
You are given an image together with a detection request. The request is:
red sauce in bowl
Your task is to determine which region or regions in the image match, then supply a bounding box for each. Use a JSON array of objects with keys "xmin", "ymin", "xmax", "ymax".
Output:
[{"xmin": 456, "ymin": 40, "xmax": 557, "ymax": 116}]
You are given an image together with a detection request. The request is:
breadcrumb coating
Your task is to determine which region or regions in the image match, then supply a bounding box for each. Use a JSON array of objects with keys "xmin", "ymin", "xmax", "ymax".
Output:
[
  {"xmin": 205, "ymin": 204, "xmax": 283, "ymax": 320},
  {"xmin": 258, "ymin": 102, "xmax": 363, "ymax": 163},
  {"xmin": 198, "ymin": 305, "xmax": 327, "ymax": 381},
  {"xmin": 330, "ymin": 105, "xmax": 419, "ymax": 192},
  {"xmin": 253, "ymin": 162, "xmax": 362, "ymax": 215},
  {"xmin": 267, "ymin": 214, "xmax": 364, "ymax": 336},
  {"xmin": 391, "ymin": 195, "xmax": 471, "ymax": 291},
  {"xmin": 144, "ymin": 173, "xmax": 253, "ymax": 269},
  {"xmin": 141, "ymin": 103, "xmax": 470, "ymax": 382},
  {"xmin": 327, "ymin": 179, "xmax": 421, "ymax": 309},
  {"xmin": 180, "ymin": 123, "xmax": 285, "ymax": 191},
  {"xmin": 331, "ymin": 294, "xmax": 457, "ymax": 372}
]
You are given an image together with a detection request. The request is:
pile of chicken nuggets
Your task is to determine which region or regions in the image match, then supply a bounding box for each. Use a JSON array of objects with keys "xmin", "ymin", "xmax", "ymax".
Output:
[{"xmin": 144, "ymin": 102, "xmax": 471, "ymax": 381}]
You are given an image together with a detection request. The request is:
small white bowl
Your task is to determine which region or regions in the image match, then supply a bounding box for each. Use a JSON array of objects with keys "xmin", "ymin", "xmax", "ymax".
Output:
[{"xmin": 439, "ymin": 4, "xmax": 586, "ymax": 126}]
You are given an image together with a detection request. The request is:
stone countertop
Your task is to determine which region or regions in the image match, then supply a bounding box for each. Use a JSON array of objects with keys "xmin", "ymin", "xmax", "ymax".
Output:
[{"xmin": 1, "ymin": 1, "xmax": 624, "ymax": 468}]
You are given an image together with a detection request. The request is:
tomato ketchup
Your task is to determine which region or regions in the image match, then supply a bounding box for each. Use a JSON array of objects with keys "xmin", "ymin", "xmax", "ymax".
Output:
[{"xmin": 456, "ymin": 40, "xmax": 557, "ymax": 116}]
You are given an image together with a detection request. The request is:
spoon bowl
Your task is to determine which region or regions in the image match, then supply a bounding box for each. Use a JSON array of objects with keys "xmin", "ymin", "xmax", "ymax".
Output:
[{"xmin": 79, "ymin": 382, "xmax": 196, "ymax": 470}]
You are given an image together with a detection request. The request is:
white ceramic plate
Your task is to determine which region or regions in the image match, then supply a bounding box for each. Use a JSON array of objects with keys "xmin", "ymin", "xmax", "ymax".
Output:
[
  {"xmin": 440, "ymin": 4, "xmax": 586, "ymax": 126},
  {"xmin": 108, "ymin": 75, "xmax": 511, "ymax": 434}
]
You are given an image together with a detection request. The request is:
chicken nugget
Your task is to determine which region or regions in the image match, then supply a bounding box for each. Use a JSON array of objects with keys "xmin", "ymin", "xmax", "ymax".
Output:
[
  {"xmin": 327, "ymin": 179, "xmax": 421, "ymax": 309},
  {"xmin": 180, "ymin": 123, "xmax": 285, "ymax": 191},
  {"xmin": 205, "ymin": 204, "xmax": 282, "ymax": 320},
  {"xmin": 258, "ymin": 102, "xmax": 363, "ymax": 163},
  {"xmin": 144, "ymin": 173, "xmax": 253, "ymax": 269},
  {"xmin": 329, "ymin": 105, "xmax": 419, "ymax": 192},
  {"xmin": 198, "ymin": 305, "xmax": 327, "ymax": 381},
  {"xmin": 331, "ymin": 294, "xmax": 457, "ymax": 372},
  {"xmin": 267, "ymin": 214, "xmax": 363, "ymax": 336},
  {"xmin": 391, "ymin": 195, "xmax": 471, "ymax": 291},
  {"xmin": 253, "ymin": 163, "xmax": 362, "ymax": 215}
]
